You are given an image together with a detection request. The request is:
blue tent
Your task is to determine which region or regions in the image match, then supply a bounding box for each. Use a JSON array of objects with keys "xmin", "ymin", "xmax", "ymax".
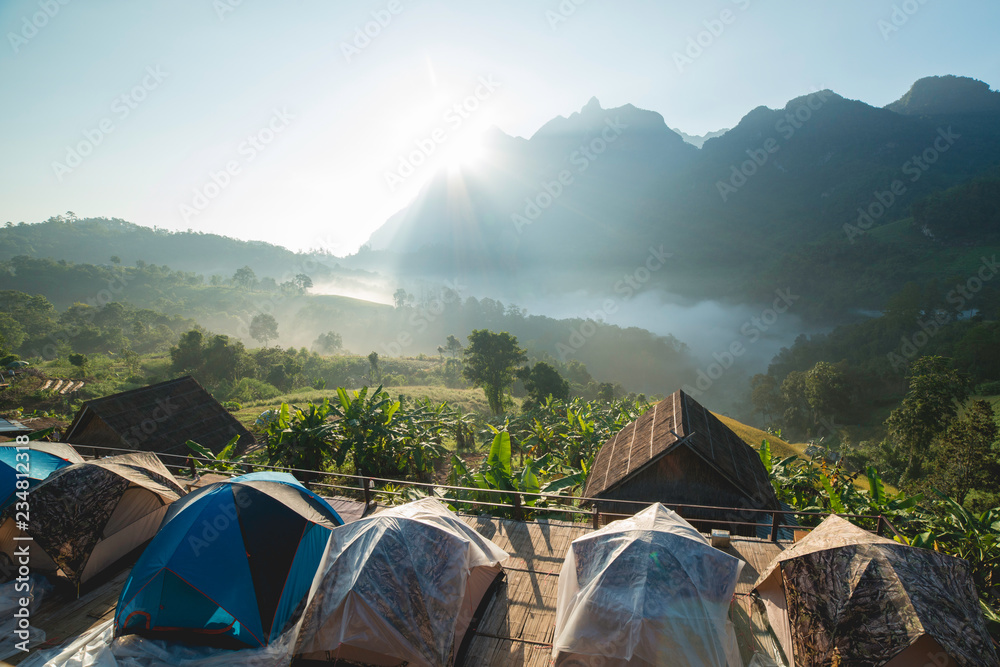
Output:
[
  {"xmin": 114, "ymin": 471, "xmax": 343, "ymax": 648},
  {"xmin": 0, "ymin": 442, "xmax": 83, "ymax": 510}
]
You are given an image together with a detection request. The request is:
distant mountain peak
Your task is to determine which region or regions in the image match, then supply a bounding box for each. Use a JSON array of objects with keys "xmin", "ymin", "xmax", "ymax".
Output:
[
  {"xmin": 670, "ymin": 126, "xmax": 730, "ymax": 149},
  {"xmin": 583, "ymin": 96, "xmax": 602, "ymax": 113},
  {"xmin": 886, "ymin": 75, "xmax": 1000, "ymax": 116},
  {"xmin": 784, "ymin": 89, "xmax": 842, "ymax": 110}
]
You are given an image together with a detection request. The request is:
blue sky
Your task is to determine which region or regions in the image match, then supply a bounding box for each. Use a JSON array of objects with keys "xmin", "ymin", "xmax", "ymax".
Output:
[{"xmin": 1, "ymin": 0, "xmax": 997, "ymax": 254}]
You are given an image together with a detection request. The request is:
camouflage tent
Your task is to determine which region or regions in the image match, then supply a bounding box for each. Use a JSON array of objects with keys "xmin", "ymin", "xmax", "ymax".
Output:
[
  {"xmin": 0, "ymin": 452, "xmax": 184, "ymax": 588},
  {"xmin": 753, "ymin": 515, "xmax": 998, "ymax": 667}
]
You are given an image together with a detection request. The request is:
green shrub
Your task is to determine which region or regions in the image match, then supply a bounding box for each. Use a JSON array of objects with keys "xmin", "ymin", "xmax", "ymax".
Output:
[
  {"xmin": 227, "ymin": 378, "xmax": 282, "ymax": 403},
  {"xmin": 975, "ymin": 380, "xmax": 1000, "ymax": 396}
]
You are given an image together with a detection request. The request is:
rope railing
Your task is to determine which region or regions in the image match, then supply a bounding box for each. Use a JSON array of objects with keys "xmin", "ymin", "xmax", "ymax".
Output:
[{"xmin": 68, "ymin": 443, "xmax": 901, "ymax": 541}]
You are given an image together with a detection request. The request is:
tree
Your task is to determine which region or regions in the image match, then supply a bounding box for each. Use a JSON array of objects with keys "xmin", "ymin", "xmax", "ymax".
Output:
[
  {"xmin": 294, "ymin": 274, "xmax": 313, "ymax": 293},
  {"xmin": 233, "ymin": 266, "xmax": 257, "ymax": 291},
  {"xmin": 886, "ymin": 356, "xmax": 970, "ymax": 481},
  {"xmin": 313, "ymin": 331, "xmax": 343, "ymax": 354},
  {"xmin": 393, "ymin": 288, "xmax": 409, "ymax": 309},
  {"xmin": 564, "ymin": 360, "xmax": 593, "ymax": 386},
  {"xmin": 750, "ymin": 374, "xmax": 782, "ymax": 423},
  {"xmin": 463, "ymin": 330, "xmax": 526, "ymax": 415},
  {"xmin": 110, "ymin": 255, "xmax": 121, "ymax": 265},
  {"xmin": 443, "ymin": 358, "xmax": 465, "ymax": 388},
  {"xmin": 444, "ymin": 334, "xmax": 463, "ymax": 358},
  {"xmin": 170, "ymin": 330, "xmax": 204, "ymax": 372},
  {"xmin": 0, "ymin": 313, "xmax": 26, "ymax": 355},
  {"xmin": 249, "ymin": 313, "xmax": 279, "ymax": 347},
  {"xmin": 933, "ymin": 400, "xmax": 1000, "ymax": 505},
  {"xmin": 780, "ymin": 370, "xmax": 811, "ymax": 436},
  {"xmin": 68, "ymin": 353, "xmax": 87, "ymax": 369},
  {"xmin": 367, "ymin": 351, "xmax": 380, "ymax": 383},
  {"xmin": 596, "ymin": 382, "xmax": 616, "ymax": 402},
  {"xmin": 804, "ymin": 361, "xmax": 850, "ymax": 421},
  {"xmin": 202, "ymin": 335, "xmax": 250, "ymax": 384},
  {"xmin": 519, "ymin": 362, "xmax": 570, "ymax": 411}
]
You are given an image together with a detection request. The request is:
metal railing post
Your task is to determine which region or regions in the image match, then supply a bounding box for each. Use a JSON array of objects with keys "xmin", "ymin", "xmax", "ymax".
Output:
[
  {"xmin": 592, "ymin": 506, "xmax": 600, "ymax": 529},
  {"xmin": 770, "ymin": 511, "xmax": 783, "ymax": 542}
]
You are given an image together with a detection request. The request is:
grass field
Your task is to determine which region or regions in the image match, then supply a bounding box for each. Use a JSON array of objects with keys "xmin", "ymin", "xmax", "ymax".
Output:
[{"xmin": 715, "ymin": 412, "xmax": 894, "ymax": 494}]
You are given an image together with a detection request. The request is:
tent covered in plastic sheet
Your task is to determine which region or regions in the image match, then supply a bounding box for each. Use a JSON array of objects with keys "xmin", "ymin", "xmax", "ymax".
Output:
[
  {"xmin": 552, "ymin": 503, "xmax": 744, "ymax": 667},
  {"xmin": 115, "ymin": 471, "xmax": 344, "ymax": 649},
  {"xmin": 292, "ymin": 497, "xmax": 509, "ymax": 666},
  {"xmin": 0, "ymin": 452, "xmax": 184, "ymax": 588},
  {"xmin": 0, "ymin": 442, "xmax": 82, "ymax": 511},
  {"xmin": 753, "ymin": 515, "xmax": 999, "ymax": 667}
]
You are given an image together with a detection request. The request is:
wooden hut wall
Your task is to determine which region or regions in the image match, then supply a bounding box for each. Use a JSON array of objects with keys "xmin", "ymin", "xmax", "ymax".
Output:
[{"xmin": 595, "ymin": 447, "xmax": 765, "ymax": 536}]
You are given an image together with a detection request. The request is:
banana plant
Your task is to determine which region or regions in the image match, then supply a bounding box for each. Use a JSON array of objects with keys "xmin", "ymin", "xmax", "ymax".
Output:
[
  {"xmin": 447, "ymin": 430, "xmax": 558, "ymax": 518},
  {"xmin": 329, "ymin": 386, "xmax": 403, "ymax": 478},
  {"xmin": 186, "ymin": 435, "xmax": 245, "ymax": 473},
  {"xmin": 263, "ymin": 400, "xmax": 336, "ymax": 480}
]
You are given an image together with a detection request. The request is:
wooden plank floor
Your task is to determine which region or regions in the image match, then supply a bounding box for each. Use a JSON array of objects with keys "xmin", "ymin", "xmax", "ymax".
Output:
[
  {"xmin": 457, "ymin": 517, "xmax": 790, "ymax": 667},
  {"xmin": 11, "ymin": 513, "xmax": 791, "ymax": 667},
  {"xmin": 458, "ymin": 517, "xmax": 591, "ymax": 666}
]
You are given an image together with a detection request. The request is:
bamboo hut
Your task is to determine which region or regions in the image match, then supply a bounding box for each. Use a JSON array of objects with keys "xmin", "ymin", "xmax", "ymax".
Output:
[
  {"xmin": 583, "ymin": 389, "xmax": 779, "ymax": 535},
  {"xmin": 63, "ymin": 376, "xmax": 252, "ymax": 459}
]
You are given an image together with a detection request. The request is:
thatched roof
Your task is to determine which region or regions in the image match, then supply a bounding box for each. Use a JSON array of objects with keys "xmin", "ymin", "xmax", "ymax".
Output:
[
  {"xmin": 64, "ymin": 376, "xmax": 252, "ymax": 457},
  {"xmin": 584, "ymin": 389, "xmax": 778, "ymax": 510}
]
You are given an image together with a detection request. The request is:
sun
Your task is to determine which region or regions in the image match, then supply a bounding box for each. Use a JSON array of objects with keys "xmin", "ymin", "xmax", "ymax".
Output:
[{"xmin": 443, "ymin": 131, "xmax": 487, "ymax": 171}]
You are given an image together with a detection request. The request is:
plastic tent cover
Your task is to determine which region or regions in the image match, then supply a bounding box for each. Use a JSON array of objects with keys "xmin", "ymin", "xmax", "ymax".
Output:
[
  {"xmin": 553, "ymin": 503, "xmax": 744, "ymax": 667},
  {"xmin": 17, "ymin": 619, "xmax": 294, "ymax": 667},
  {"xmin": 292, "ymin": 497, "xmax": 508, "ymax": 667}
]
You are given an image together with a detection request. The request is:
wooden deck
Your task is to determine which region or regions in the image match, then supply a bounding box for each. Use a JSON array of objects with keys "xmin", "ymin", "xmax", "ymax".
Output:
[
  {"xmin": 11, "ymin": 511, "xmax": 791, "ymax": 666},
  {"xmin": 458, "ymin": 517, "xmax": 788, "ymax": 666}
]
